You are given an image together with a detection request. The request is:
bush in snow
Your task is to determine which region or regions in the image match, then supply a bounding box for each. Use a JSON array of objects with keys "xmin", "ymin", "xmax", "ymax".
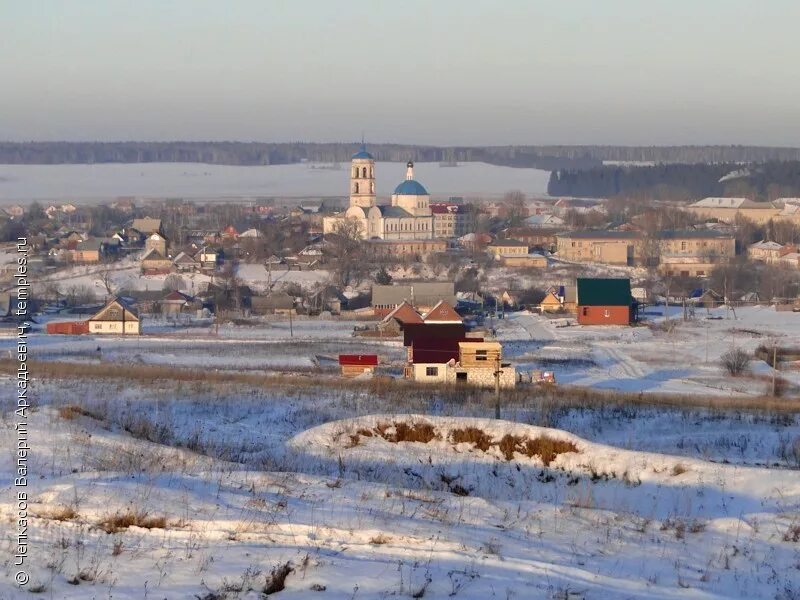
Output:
[{"xmin": 721, "ymin": 348, "xmax": 750, "ymax": 376}]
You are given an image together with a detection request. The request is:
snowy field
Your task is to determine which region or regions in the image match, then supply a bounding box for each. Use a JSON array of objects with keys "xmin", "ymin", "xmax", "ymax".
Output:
[
  {"xmin": 497, "ymin": 306, "xmax": 800, "ymax": 397},
  {"xmin": 0, "ymin": 162, "xmax": 551, "ymax": 202},
  {"xmin": 5, "ymin": 297, "xmax": 800, "ymax": 397},
  {"xmin": 15, "ymin": 320, "xmax": 406, "ymax": 374},
  {"xmin": 3, "ymin": 281, "xmax": 800, "ymax": 596},
  {"xmin": 0, "ymin": 376, "xmax": 798, "ymax": 599},
  {"xmin": 7, "ymin": 254, "xmax": 334, "ymax": 296}
]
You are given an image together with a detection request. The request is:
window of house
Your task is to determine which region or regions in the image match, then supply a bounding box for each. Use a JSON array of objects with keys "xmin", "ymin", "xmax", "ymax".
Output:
[
  {"xmin": 582, "ymin": 307, "xmax": 589, "ymax": 316},
  {"xmin": 426, "ymin": 366, "xmax": 438, "ymax": 377},
  {"xmin": 476, "ymin": 349, "xmax": 488, "ymax": 361}
]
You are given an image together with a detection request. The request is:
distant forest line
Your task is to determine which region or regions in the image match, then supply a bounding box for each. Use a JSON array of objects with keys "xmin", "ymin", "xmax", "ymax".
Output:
[
  {"xmin": 3, "ymin": 141, "xmax": 800, "ymax": 170},
  {"xmin": 548, "ymin": 161, "xmax": 800, "ymax": 201}
]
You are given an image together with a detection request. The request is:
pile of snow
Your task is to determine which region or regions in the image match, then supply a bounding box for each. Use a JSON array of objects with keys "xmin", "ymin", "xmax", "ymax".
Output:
[{"xmin": 290, "ymin": 415, "xmax": 800, "ymax": 515}]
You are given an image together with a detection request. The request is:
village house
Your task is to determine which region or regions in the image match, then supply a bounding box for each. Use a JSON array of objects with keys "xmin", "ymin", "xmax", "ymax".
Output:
[
  {"xmin": 487, "ymin": 238, "xmax": 547, "ymax": 267},
  {"xmin": 503, "ymin": 227, "xmax": 562, "ymax": 253},
  {"xmin": 487, "ymin": 239, "xmax": 529, "ymax": 259},
  {"xmin": 457, "ymin": 232, "xmax": 493, "ymax": 252},
  {"xmin": 779, "ymin": 247, "xmax": 800, "ymax": 269},
  {"xmin": 552, "ymin": 198, "xmax": 605, "ymax": 216},
  {"xmin": 196, "ymin": 246, "xmax": 221, "ymax": 269},
  {"xmin": 502, "ymin": 253, "xmax": 548, "ymax": 268},
  {"xmin": 140, "ymin": 248, "xmax": 172, "ymax": 274},
  {"xmin": 160, "ymin": 290, "xmax": 198, "ymax": 317},
  {"xmin": 145, "ymin": 232, "xmax": 168, "ymax": 256},
  {"xmin": 239, "ymin": 228, "xmax": 264, "ymax": 239},
  {"xmin": 688, "ymin": 288, "xmax": 723, "ymax": 308},
  {"xmin": 371, "ymin": 281, "xmax": 456, "ymax": 317},
  {"xmin": 172, "ymin": 251, "xmax": 198, "ymax": 272},
  {"xmin": 306, "ymin": 286, "xmax": 349, "ymax": 315},
  {"xmin": 576, "ymin": 278, "xmax": 636, "ymax": 326},
  {"xmin": 131, "ymin": 217, "xmax": 163, "ymax": 235},
  {"xmin": 748, "ymin": 240, "xmax": 786, "ymax": 263},
  {"xmin": 73, "ymin": 237, "xmax": 106, "ymax": 263},
  {"xmin": 412, "ymin": 340, "xmax": 516, "ymax": 389},
  {"xmin": 524, "ymin": 214, "xmax": 566, "ymax": 228},
  {"xmin": 118, "ymin": 227, "xmax": 145, "ymax": 248},
  {"xmin": 659, "ymin": 255, "xmax": 717, "ymax": 277},
  {"xmin": 539, "ymin": 285, "xmax": 576, "ymax": 313},
  {"xmin": 250, "ymin": 291, "xmax": 296, "ymax": 315},
  {"xmin": 88, "ymin": 297, "xmax": 141, "ymax": 335}
]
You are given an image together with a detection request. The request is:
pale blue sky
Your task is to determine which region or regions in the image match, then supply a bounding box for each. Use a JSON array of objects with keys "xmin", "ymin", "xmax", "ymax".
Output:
[{"xmin": 2, "ymin": 0, "xmax": 799, "ymax": 145}]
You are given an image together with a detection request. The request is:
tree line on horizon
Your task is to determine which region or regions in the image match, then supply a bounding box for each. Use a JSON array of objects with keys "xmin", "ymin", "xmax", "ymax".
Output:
[
  {"xmin": 3, "ymin": 141, "xmax": 800, "ymax": 170},
  {"xmin": 548, "ymin": 161, "xmax": 800, "ymax": 201}
]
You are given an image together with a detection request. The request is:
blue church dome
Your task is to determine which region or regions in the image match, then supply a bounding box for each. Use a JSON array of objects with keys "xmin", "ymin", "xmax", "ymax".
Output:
[
  {"xmin": 393, "ymin": 180, "xmax": 429, "ymax": 195},
  {"xmin": 351, "ymin": 145, "xmax": 374, "ymax": 160}
]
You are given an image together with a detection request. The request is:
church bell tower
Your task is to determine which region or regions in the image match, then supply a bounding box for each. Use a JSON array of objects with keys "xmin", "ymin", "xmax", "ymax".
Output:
[{"xmin": 349, "ymin": 144, "xmax": 376, "ymax": 209}]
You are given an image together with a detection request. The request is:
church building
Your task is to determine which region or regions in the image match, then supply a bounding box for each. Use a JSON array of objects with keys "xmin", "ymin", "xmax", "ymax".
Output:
[{"xmin": 323, "ymin": 146, "xmax": 434, "ymax": 241}]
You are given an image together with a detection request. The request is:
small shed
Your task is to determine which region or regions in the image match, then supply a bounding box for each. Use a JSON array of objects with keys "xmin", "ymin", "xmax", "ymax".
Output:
[
  {"xmin": 338, "ymin": 354, "xmax": 378, "ymax": 378},
  {"xmin": 46, "ymin": 321, "xmax": 89, "ymax": 335}
]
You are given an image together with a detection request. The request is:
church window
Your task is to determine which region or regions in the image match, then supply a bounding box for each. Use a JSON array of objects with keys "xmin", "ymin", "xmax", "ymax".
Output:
[
  {"xmin": 355, "ymin": 182, "xmax": 359, "ymax": 193},
  {"xmin": 362, "ymin": 167, "xmax": 367, "ymax": 178}
]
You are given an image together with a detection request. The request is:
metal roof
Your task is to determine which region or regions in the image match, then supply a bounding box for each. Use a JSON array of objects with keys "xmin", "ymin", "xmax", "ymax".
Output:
[
  {"xmin": 372, "ymin": 282, "xmax": 455, "ymax": 308},
  {"xmin": 393, "ymin": 180, "xmax": 429, "ymax": 196},
  {"xmin": 557, "ymin": 230, "xmax": 640, "ymax": 240},
  {"xmin": 351, "ymin": 145, "xmax": 374, "ymax": 160},
  {"xmin": 375, "ymin": 205, "xmax": 414, "ymax": 218},
  {"xmin": 576, "ymin": 278, "xmax": 633, "ymax": 307}
]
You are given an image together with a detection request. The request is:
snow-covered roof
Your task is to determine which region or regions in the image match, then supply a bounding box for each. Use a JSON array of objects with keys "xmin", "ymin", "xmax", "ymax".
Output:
[
  {"xmin": 690, "ymin": 197, "xmax": 763, "ymax": 209},
  {"xmin": 749, "ymin": 240, "xmax": 784, "ymax": 250}
]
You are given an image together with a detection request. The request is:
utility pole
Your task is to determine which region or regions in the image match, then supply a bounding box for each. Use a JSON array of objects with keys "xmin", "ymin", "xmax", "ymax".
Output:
[
  {"xmin": 288, "ymin": 301, "xmax": 294, "ymax": 338},
  {"xmin": 772, "ymin": 340, "xmax": 778, "ymax": 397},
  {"xmin": 494, "ymin": 350, "xmax": 501, "ymax": 419}
]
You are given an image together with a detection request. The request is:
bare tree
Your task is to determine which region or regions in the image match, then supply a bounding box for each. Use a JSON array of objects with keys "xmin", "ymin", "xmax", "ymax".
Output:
[
  {"xmin": 325, "ymin": 218, "xmax": 366, "ymax": 287},
  {"xmin": 98, "ymin": 267, "xmax": 118, "ymax": 298},
  {"xmin": 162, "ymin": 274, "xmax": 186, "ymax": 292},
  {"xmin": 503, "ymin": 190, "xmax": 527, "ymax": 227}
]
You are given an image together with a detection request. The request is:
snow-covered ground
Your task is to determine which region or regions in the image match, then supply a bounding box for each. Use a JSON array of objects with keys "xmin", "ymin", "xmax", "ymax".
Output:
[
  {"xmin": 497, "ymin": 306, "xmax": 800, "ymax": 397},
  {"xmin": 1, "ymin": 388, "xmax": 798, "ymax": 599},
  {"xmin": 5, "ymin": 298, "xmax": 799, "ymax": 397},
  {"xmin": 0, "ymin": 162, "xmax": 551, "ymax": 202},
  {"xmin": 3, "ymin": 285, "xmax": 799, "ymax": 597},
  {"xmin": 17, "ymin": 322, "xmax": 405, "ymax": 374}
]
